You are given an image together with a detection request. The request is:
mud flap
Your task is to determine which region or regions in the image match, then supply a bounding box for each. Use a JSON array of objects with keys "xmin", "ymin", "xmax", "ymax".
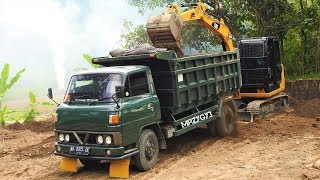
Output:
[
  {"xmin": 60, "ymin": 157, "xmax": 77, "ymax": 172},
  {"xmin": 109, "ymin": 158, "xmax": 130, "ymax": 179}
]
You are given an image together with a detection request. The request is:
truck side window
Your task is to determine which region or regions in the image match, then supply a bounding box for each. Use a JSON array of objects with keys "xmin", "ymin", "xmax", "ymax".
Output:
[{"xmin": 129, "ymin": 72, "xmax": 149, "ymax": 96}]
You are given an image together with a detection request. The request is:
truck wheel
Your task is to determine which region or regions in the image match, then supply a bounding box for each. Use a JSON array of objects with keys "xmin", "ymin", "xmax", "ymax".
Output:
[
  {"xmin": 216, "ymin": 103, "xmax": 237, "ymax": 137},
  {"xmin": 207, "ymin": 121, "xmax": 217, "ymax": 136},
  {"xmin": 134, "ymin": 129, "xmax": 159, "ymax": 171},
  {"xmin": 79, "ymin": 159, "xmax": 101, "ymax": 168}
]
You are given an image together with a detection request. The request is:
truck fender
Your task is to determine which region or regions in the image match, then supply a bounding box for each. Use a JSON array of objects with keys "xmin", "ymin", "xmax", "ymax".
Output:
[{"xmin": 141, "ymin": 123, "xmax": 167, "ymax": 150}]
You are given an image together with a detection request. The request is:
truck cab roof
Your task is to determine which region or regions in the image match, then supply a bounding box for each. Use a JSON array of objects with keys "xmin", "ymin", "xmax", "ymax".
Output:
[{"xmin": 73, "ymin": 66, "xmax": 148, "ymax": 76}]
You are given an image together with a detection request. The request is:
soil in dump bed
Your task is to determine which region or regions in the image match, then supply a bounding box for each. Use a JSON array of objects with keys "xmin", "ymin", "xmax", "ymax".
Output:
[
  {"xmin": 4, "ymin": 121, "xmax": 53, "ymax": 133},
  {"xmin": 291, "ymin": 99, "xmax": 320, "ymax": 119}
]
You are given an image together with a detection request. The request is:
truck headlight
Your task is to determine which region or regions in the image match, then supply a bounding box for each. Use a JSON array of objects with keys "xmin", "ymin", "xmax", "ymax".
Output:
[
  {"xmin": 65, "ymin": 134, "xmax": 70, "ymax": 142},
  {"xmin": 58, "ymin": 133, "xmax": 65, "ymax": 142},
  {"xmin": 105, "ymin": 136, "xmax": 112, "ymax": 145},
  {"xmin": 96, "ymin": 135, "xmax": 104, "ymax": 145}
]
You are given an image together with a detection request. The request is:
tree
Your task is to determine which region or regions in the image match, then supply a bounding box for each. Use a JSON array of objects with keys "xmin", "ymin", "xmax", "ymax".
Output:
[
  {"xmin": 119, "ymin": 19, "xmax": 151, "ymax": 49},
  {"xmin": 0, "ymin": 64, "xmax": 25, "ymax": 126},
  {"xmin": 284, "ymin": 0, "xmax": 320, "ymax": 76},
  {"xmin": 126, "ymin": 0, "xmax": 174, "ymax": 14},
  {"xmin": 125, "ymin": 0, "xmax": 320, "ymax": 78}
]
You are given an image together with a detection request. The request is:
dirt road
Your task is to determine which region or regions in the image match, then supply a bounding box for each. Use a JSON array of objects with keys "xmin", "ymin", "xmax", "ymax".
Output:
[{"xmin": 1, "ymin": 100, "xmax": 320, "ymax": 179}]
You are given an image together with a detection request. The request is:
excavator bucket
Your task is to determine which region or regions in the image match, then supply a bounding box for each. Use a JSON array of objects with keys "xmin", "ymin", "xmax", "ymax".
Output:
[
  {"xmin": 60, "ymin": 157, "xmax": 77, "ymax": 172},
  {"xmin": 109, "ymin": 158, "xmax": 130, "ymax": 179},
  {"xmin": 147, "ymin": 14, "xmax": 184, "ymax": 57}
]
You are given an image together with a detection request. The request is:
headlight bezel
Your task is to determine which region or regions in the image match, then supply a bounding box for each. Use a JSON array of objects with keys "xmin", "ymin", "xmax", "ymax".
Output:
[
  {"xmin": 105, "ymin": 135, "xmax": 112, "ymax": 145},
  {"xmin": 64, "ymin": 134, "xmax": 70, "ymax": 142},
  {"xmin": 96, "ymin": 135, "xmax": 104, "ymax": 145},
  {"xmin": 58, "ymin": 133, "xmax": 65, "ymax": 142}
]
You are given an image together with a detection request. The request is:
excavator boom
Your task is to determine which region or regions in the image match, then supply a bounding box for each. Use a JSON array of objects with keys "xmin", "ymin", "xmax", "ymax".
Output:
[{"xmin": 147, "ymin": 2, "xmax": 234, "ymax": 57}]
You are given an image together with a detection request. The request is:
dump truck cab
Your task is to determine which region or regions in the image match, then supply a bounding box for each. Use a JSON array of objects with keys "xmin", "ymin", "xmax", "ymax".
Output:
[{"xmin": 54, "ymin": 65, "xmax": 161, "ymax": 163}]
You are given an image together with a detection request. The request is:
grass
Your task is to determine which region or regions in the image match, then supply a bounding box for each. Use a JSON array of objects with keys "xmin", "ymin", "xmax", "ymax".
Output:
[
  {"xmin": 286, "ymin": 73, "xmax": 320, "ymax": 81},
  {"xmin": 5, "ymin": 109, "xmax": 27, "ymax": 124},
  {"xmin": 3, "ymin": 101, "xmax": 56, "ymax": 125}
]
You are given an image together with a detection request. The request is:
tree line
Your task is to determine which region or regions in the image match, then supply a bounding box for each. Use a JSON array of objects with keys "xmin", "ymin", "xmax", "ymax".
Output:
[{"xmin": 122, "ymin": 0, "xmax": 320, "ymax": 79}]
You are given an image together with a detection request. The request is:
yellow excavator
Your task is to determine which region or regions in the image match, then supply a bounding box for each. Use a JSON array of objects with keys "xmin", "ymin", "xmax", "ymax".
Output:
[{"xmin": 147, "ymin": 2, "xmax": 288, "ymax": 121}]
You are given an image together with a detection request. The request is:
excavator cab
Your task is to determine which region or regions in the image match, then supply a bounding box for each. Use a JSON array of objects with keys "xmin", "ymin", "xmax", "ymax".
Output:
[
  {"xmin": 236, "ymin": 37, "xmax": 288, "ymax": 121},
  {"xmin": 239, "ymin": 37, "xmax": 282, "ymax": 95}
]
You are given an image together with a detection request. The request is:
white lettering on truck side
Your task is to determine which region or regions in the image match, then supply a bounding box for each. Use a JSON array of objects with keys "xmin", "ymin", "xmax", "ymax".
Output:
[{"xmin": 180, "ymin": 111, "xmax": 213, "ymax": 129}]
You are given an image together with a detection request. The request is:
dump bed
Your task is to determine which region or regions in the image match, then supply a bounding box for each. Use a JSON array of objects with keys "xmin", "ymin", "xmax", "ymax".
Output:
[{"xmin": 93, "ymin": 51, "xmax": 241, "ymax": 117}]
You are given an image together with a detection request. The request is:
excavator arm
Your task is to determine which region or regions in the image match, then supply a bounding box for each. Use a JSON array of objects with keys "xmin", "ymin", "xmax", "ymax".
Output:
[
  {"xmin": 166, "ymin": 3, "xmax": 234, "ymax": 51},
  {"xmin": 147, "ymin": 2, "xmax": 234, "ymax": 57}
]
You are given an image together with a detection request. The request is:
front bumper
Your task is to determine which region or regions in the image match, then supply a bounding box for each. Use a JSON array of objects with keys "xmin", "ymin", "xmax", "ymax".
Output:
[{"xmin": 55, "ymin": 143, "xmax": 138, "ymax": 160}]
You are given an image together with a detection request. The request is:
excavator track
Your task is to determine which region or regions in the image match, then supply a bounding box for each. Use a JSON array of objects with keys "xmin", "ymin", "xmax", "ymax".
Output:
[
  {"xmin": 147, "ymin": 14, "xmax": 184, "ymax": 57},
  {"xmin": 236, "ymin": 93, "xmax": 289, "ymax": 122}
]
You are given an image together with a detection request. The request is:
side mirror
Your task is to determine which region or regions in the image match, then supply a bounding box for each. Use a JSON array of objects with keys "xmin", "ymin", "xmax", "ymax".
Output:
[
  {"xmin": 48, "ymin": 88, "xmax": 53, "ymax": 99},
  {"xmin": 115, "ymin": 86, "xmax": 124, "ymax": 98}
]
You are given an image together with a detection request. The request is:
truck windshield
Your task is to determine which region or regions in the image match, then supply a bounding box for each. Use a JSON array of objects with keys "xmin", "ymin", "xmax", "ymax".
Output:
[{"xmin": 65, "ymin": 73, "xmax": 123, "ymax": 102}]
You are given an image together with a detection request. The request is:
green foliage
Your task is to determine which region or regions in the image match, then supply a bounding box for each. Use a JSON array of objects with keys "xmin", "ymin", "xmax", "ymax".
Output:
[
  {"xmin": 0, "ymin": 106, "xmax": 8, "ymax": 126},
  {"xmin": 182, "ymin": 22, "xmax": 222, "ymax": 52},
  {"xmin": 0, "ymin": 64, "xmax": 25, "ymax": 105},
  {"xmin": 41, "ymin": 101, "xmax": 54, "ymax": 106},
  {"xmin": 125, "ymin": 0, "xmax": 320, "ymax": 79},
  {"xmin": 29, "ymin": 91, "xmax": 36, "ymax": 104},
  {"xmin": 0, "ymin": 64, "xmax": 25, "ymax": 126},
  {"xmin": 24, "ymin": 91, "xmax": 39, "ymax": 123},
  {"xmin": 82, "ymin": 54, "xmax": 101, "ymax": 68},
  {"xmin": 119, "ymin": 19, "xmax": 151, "ymax": 49},
  {"xmin": 119, "ymin": 19, "xmax": 221, "ymax": 53},
  {"xmin": 126, "ymin": 0, "xmax": 174, "ymax": 14}
]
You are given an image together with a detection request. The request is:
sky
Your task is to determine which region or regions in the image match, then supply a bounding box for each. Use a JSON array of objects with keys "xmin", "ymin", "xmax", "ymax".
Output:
[{"xmin": 0, "ymin": 0, "xmax": 164, "ymax": 101}]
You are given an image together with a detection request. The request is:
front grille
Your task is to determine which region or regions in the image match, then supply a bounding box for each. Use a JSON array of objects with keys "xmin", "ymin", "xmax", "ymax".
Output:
[
  {"xmin": 64, "ymin": 132, "xmax": 98, "ymax": 145},
  {"xmin": 55, "ymin": 130, "xmax": 121, "ymax": 146}
]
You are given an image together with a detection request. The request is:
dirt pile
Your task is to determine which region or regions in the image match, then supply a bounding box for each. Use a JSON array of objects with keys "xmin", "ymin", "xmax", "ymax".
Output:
[
  {"xmin": 1, "ymin": 100, "xmax": 320, "ymax": 179},
  {"xmin": 4, "ymin": 120, "xmax": 53, "ymax": 133},
  {"xmin": 291, "ymin": 99, "xmax": 320, "ymax": 119},
  {"xmin": 134, "ymin": 112, "xmax": 320, "ymax": 180}
]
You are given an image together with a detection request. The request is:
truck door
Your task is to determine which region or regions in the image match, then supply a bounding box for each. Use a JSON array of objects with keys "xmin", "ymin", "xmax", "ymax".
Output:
[{"xmin": 121, "ymin": 70, "xmax": 160, "ymax": 146}]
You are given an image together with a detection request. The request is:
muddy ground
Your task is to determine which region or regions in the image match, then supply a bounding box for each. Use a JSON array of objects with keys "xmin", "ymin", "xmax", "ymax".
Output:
[{"xmin": 1, "ymin": 100, "xmax": 320, "ymax": 179}]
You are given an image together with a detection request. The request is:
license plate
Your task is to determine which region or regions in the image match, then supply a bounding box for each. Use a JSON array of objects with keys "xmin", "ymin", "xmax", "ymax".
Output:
[{"xmin": 69, "ymin": 146, "xmax": 90, "ymax": 155}]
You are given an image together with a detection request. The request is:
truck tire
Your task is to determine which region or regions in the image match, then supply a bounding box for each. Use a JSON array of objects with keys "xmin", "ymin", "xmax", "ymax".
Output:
[
  {"xmin": 207, "ymin": 121, "xmax": 217, "ymax": 136},
  {"xmin": 79, "ymin": 159, "xmax": 101, "ymax": 168},
  {"xmin": 216, "ymin": 103, "xmax": 237, "ymax": 137},
  {"xmin": 134, "ymin": 129, "xmax": 159, "ymax": 171}
]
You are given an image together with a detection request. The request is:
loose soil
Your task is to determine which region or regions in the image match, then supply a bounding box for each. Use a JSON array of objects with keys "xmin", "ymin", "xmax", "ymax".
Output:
[
  {"xmin": 291, "ymin": 99, "xmax": 320, "ymax": 119},
  {"xmin": 0, "ymin": 100, "xmax": 320, "ymax": 179}
]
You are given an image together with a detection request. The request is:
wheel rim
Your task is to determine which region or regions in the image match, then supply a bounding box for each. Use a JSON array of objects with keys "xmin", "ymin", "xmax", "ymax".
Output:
[{"xmin": 145, "ymin": 139, "xmax": 156, "ymax": 161}]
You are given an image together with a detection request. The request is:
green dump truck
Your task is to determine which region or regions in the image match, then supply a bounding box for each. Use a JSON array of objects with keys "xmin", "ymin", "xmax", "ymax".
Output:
[{"xmin": 49, "ymin": 50, "xmax": 241, "ymax": 172}]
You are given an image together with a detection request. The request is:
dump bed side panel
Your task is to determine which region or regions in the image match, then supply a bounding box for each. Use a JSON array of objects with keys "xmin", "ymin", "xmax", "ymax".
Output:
[
  {"xmin": 169, "ymin": 52, "xmax": 241, "ymax": 115},
  {"xmin": 93, "ymin": 51, "xmax": 241, "ymax": 117}
]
